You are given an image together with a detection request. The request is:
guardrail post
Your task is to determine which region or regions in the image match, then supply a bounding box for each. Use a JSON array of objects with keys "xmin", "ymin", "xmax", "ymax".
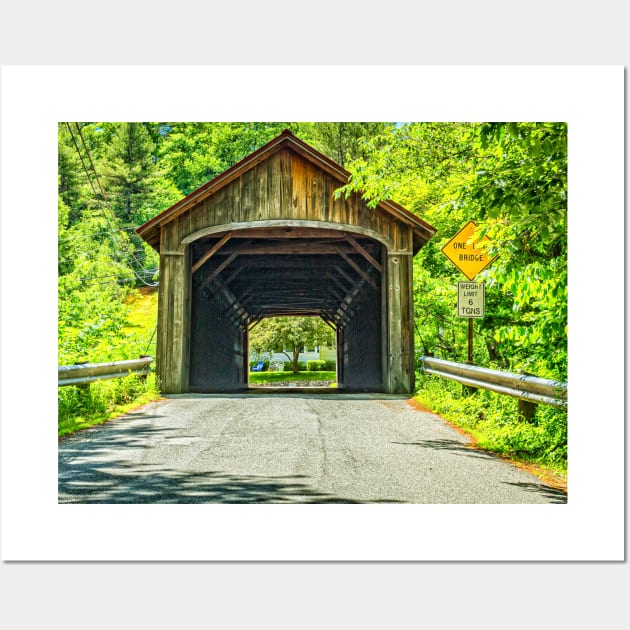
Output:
[
  {"xmin": 517, "ymin": 399, "xmax": 537, "ymax": 422},
  {"xmin": 73, "ymin": 361, "xmax": 91, "ymax": 393},
  {"xmin": 462, "ymin": 360, "xmax": 477, "ymax": 397},
  {"xmin": 517, "ymin": 370, "xmax": 537, "ymax": 421},
  {"xmin": 138, "ymin": 355, "xmax": 151, "ymax": 382}
]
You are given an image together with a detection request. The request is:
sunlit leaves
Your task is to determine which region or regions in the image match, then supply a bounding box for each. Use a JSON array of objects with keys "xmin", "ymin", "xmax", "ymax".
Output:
[
  {"xmin": 335, "ymin": 121, "xmax": 567, "ymax": 378},
  {"xmin": 249, "ymin": 317, "xmax": 335, "ymax": 372}
]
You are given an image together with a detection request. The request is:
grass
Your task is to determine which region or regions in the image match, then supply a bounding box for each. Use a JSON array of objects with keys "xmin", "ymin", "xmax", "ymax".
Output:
[
  {"xmin": 249, "ymin": 370, "xmax": 336, "ymax": 385},
  {"xmin": 58, "ymin": 374, "xmax": 162, "ymax": 438},
  {"xmin": 59, "ymin": 288, "xmax": 160, "ymax": 438},
  {"xmin": 414, "ymin": 372, "xmax": 568, "ymax": 482},
  {"xmin": 123, "ymin": 287, "xmax": 158, "ymax": 329}
]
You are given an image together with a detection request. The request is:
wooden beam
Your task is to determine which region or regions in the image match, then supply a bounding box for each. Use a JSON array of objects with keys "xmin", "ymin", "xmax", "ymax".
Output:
[
  {"xmin": 219, "ymin": 242, "xmax": 357, "ymax": 256},
  {"xmin": 333, "ymin": 264, "xmax": 357, "ymax": 290},
  {"xmin": 221, "ymin": 290, "xmax": 254, "ymax": 317},
  {"xmin": 345, "ymin": 236, "xmax": 382, "ymax": 272},
  {"xmin": 222, "ymin": 262, "xmax": 247, "ymax": 285},
  {"xmin": 326, "ymin": 271, "xmax": 352, "ymax": 295},
  {"xmin": 199, "ymin": 252, "xmax": 240, "ymax": 289},
  {"xmin": 320, "ymin": 316, "xmax": 337, "ymax": 331},
  {"xmin": 335, "ymin": 248, "xmax": 378, "ymax": 290},
  {"xmin": 191, "ymin": 233, "xmax": 231, "ymax": 274},
  {"xmin": 197, "ymin": 239, "xmax": 251, "ymax": 290}
]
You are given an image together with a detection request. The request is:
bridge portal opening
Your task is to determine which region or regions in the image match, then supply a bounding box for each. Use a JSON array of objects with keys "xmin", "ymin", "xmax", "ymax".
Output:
[
  {"xmin": 247, "ymin": 315, "xmax": 337, "ymax": 388},
  {"xmin": 188, "ymin": 230, "xmax": 384, "ymax": 392}
]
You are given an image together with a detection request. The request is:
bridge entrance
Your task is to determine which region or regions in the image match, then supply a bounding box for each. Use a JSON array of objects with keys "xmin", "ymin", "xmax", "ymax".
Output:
[
  {"xmin": 136, "ymin": 130, "xmax": 435, "ymax": 394},
  {"xmin": 188, "ymin": 229, "xmax": 384, "ymax": 391}
]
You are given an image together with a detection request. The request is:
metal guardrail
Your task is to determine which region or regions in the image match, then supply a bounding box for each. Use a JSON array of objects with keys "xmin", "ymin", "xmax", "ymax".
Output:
[
  {"xmin": 58, "ymin": 357, "xmax": 153, "ymax": 387},
  {"xmin": 418, "ymin": 355, "xmax": 567, "ymax": 408}
]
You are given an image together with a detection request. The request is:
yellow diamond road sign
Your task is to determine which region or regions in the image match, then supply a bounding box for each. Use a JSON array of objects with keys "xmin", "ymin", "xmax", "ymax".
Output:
[{"xmin": 441, "ymin": 220, "xmax": 498, "ymax": 281}]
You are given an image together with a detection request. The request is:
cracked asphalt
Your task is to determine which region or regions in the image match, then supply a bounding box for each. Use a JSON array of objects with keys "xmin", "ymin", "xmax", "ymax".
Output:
[{"xmin": 58, "ymin": 393, "xmax": 567, "ymax": 504}]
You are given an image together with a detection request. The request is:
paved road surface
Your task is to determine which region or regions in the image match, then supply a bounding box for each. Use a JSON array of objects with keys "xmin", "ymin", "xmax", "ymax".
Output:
[{"xmin": 58, "ymin": 393, "xmax": 566, "ymax": 504}]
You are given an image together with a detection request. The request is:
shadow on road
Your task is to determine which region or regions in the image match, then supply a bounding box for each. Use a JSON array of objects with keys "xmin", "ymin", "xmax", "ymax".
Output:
[
  {"xmin": 392, "ymin": 439, "xmax": 567, "ymax": 504},
  {"xmin": 59, "ymin": 465, "xmax": 401, "ymax": 504},
  {"xmin": 392, "ymin": 439, "xmax": 493, "ymax": 460},
  {"xmin": 502, "ymin": 482, "xmax": 567, "ymax": 504},
  {"xmin": 59, "ymin": 415, "xmax": 401, "ymax": 504}
]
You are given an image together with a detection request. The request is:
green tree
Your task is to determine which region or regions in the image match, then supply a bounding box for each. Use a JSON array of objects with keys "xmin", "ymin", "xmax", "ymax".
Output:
[
  {"xmin": 58, "ymin": 124, "xmax": 86, "ymax": 223},
  {"xmin": 158, "ymin": 122, "xmax": 301, "ymax": 195},
  {"xmin": 299, "ymin": 122, "xmax": 394, "ymax": 167},
  {"xmin": 58, "ymin": 210, "xmax": 134, "ymax": 363},
  {"xmin": 99, "ymin": 122, "xmax": 161, "ymax": 225},
  {"xmin": 249, "ymin": 317, "xmax": 335, "ymax": 373},
  {"xmin": 336, "ymin": 122, "xmax": 567, "ymax": 378},
  {"xmin": 460, "ymin": 122, "xmax": 568, "ymax": 374}
]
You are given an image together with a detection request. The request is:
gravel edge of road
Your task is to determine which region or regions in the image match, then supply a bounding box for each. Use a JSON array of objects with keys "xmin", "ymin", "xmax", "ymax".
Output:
[{"xmin": 405, "ymin": 398, "xmax": 568, "ymax": 495}]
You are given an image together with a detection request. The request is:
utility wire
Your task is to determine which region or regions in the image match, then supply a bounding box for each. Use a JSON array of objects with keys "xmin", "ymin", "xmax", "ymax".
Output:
[
  {"xmin": 74, "ymin": 123, "xmax": 159, "ymax": 286},
  {"xmin": 64, "ymin": 123, "xmax": 159, "ymax": 286},
  {"xmin": 58, "ymin": 226, "xmax": 137, "ymax": 243}
]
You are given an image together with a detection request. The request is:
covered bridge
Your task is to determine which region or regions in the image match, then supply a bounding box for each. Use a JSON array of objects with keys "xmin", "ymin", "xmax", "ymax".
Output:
[{"xmin": 136, "ymin": 130, "xmax": 435, "ymax": 394}]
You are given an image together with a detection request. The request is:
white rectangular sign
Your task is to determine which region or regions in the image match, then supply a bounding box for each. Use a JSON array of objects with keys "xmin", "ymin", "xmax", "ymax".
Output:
[{"xmin": 457, "ymin": 281, "xmax": 485, "ymax": 318}]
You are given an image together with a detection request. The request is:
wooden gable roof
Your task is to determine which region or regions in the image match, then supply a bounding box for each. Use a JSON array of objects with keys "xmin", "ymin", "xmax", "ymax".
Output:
[{"xmin": 136, "ymin": 129, "xmax": 436, "ymax": 252}]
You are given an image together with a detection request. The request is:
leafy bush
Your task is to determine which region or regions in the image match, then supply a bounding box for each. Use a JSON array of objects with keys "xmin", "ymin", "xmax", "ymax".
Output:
[
  {"xmin": 414, "ymin": 371, "xmax": 567, "ymax": 475},
  {"xmin": 282, "ymin": 361, "xmax": 307, "ymax": 371},
  {"xmin": 307, "ymin": 360, "xmax": 326, "ymax": 371},
  {"xmin": 58, "ymin": 373, "xmax": 160, "ymax": 437}
]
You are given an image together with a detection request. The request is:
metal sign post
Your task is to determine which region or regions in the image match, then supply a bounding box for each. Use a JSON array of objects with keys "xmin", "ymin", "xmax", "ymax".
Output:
[
  {"xmin": 441, "ymin": 221, "xmax": 496, "ymax": 365},
  {"xmin": 457, "ymin": 281, "xmax": 485, "ymax": 363}
]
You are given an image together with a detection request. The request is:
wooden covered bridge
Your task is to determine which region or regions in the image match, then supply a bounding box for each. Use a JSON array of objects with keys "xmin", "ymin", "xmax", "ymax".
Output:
[{"xmin": 136, "ymin": 130, "xmax": 435, "ymax": 394}]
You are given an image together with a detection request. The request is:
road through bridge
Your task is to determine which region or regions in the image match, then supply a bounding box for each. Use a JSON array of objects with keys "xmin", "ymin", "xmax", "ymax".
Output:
[{"xmin": 58, "ymin": 393, "xmax": 566, "ymax": 504}]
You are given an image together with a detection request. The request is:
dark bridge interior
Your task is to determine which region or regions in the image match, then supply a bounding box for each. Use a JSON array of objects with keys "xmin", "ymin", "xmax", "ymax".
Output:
[{"xmin": 188, "ymin": 227, "xmax": 383, "ymax": 392}]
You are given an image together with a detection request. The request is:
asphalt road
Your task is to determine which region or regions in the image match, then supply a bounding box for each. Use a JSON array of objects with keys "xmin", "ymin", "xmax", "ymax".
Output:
[{"xmin": 58, "ymin": 393, "xmax": 567, "ymax": 504}]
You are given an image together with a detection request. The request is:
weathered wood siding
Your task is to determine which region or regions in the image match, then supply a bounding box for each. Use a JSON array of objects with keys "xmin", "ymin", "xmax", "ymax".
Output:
[
  {"xmin": 156, "ymin": 147, "xmax": 418, "ymax": 394},
  {"xmin": 386, "ymin": 252, "xmax": 415, "ymax": 394},
  {"xmin": 162, "ymin": 149, "xmax": 412, "ymax": 253},
  {"xmin": 157, "ymin": 222, "xmax": 191, "ymax": 394}
]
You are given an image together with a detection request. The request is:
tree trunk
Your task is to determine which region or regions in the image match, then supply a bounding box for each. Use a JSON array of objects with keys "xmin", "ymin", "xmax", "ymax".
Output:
[{"xmin": 292, "ymin": 346, "xmax": 300, "ymax": 373}]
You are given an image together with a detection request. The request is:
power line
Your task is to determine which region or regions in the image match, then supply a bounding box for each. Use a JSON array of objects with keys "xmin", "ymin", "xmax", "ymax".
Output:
[
  {"xmin": 58, "ymin": 226, "xmax": 137, "ymax": 243},
  {"xmin": 64, "ymin": 123, "xmax": 159, "ymax": 287}
]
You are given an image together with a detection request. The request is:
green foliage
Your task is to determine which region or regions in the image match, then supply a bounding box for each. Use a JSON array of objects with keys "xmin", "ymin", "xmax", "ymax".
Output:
[
  {"xmin": 58, "ymin": 217, "xmax": 134, "ymax": 363},
  {"xmin": 99, "ymin": 122, "xmax": 158, "ymax": 223},
  {"xmin": 157, "ymin": 122, "xmax": 301, "ymax": 195},
  {"xmin": 283, "ymin": 361, "xmax": 307, "ymax": 372},
  {"xmin": 249, "ymin": 316, "xmax": 335, "ymax": 373},
  {"xmin": 58, "ymin": 286, "xmax": 159, "ymax": 437},
  {"xmin": 58, "ymin": 374, "xmax": 160, "ymax": 437},
  {"xmin": 415, "ymin": 373, "xmax": 567, "ymax": 475},
  {"xmin": 461, "ymin": 123, "xmax": 568, "ymax": 374},
  {"xmin": 299, "ymin": 122, "xmax": 395, "ymax": 167},
  {"xmin": 156, "ymin": 122, "xmax": 392, "ymax": 195},
  {"xmin": 307, "ymin": 360, "xmax": 326, "ymax": 371},
  {"xmin": 338, "ymin": 121, "xmax": 567, "ymax": 380}
]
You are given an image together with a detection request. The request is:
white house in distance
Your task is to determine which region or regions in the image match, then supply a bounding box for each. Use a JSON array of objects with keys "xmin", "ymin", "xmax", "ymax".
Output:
[{"xmin": 252, "ymin": 343, "xmax": 336, "ymax": 369}]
